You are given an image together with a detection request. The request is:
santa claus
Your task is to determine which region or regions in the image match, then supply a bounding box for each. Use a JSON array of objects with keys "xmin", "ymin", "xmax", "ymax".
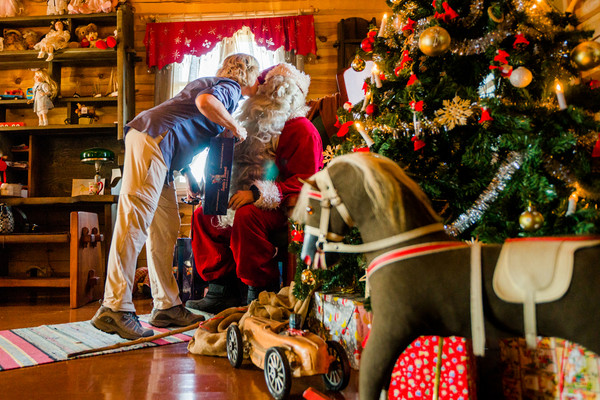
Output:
[{"xmin": 187, "ymin": 63, "xmax": 323, "ymax": 313}]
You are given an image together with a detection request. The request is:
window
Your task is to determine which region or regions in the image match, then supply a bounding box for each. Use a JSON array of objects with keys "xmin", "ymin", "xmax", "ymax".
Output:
[
  {"xmin": 167, "ymin": 27, "xmax": 287, "ymax": 188},
  {"xmin": 171, "ymin": 27, "xmax": 286, "ymax": 98}
]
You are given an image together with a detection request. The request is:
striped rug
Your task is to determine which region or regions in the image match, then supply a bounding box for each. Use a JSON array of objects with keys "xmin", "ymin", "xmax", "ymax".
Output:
[{"xmin": 0, "ymin": 315, "xmax": 198, "ymax": 371}]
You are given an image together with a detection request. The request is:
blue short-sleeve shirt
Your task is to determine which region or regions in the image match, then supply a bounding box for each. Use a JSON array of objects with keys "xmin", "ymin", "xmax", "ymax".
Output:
[{"xmin": 125, "ymin": 77, "xmax": 242, "ymax": 178}]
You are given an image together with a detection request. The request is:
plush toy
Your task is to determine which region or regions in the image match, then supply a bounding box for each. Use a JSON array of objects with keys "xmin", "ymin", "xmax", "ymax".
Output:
[
  {"xmin": 46, "ymin": 0, "xmax": 68, "ymax": 15},
  {"xmin": 75, "ymin": 24, "xmax": 116, "ymax": 49},
  {"xmin": 0, "ymin": 0, "xmax": 24, "ymax": 17},
  {"xmin": 2, "ymin": 29, "xmax": 26, "ymax": 51},
  {"xmin": 74, "ymin": 23, "xmax": 97, "ymax": 48}
]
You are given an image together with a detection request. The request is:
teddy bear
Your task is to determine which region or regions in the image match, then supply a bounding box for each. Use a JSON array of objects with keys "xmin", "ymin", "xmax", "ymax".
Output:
[
  {"xmin": 2, "ymin": 29, "xmax": 26, "ymax": 51},
  {"xmin": 75, "ymin": 23, "xmax": 97, "ymax": 47}
]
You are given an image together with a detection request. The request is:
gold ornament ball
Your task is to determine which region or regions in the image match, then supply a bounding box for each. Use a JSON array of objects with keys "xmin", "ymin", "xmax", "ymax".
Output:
[
  {"xmin": 301, "ymin": 269, "xmax": 315, "ymax": 285},
  {"xmin": 351, "ymin": 55, "xmax": 366, "ymax": 72},
  {"xmin": 571, "ymin": 41, "xmax": 600, "ymax": 71},
  {"xmin": 418, "ymin": 26, "xmax": 452, "ymax": 57},
  {"xmin": 509, "ymin": 66, "xmax": 533, "ymax": 88},
  {"xmin": 519, "ymin": 209, "xmax": 544, "ymax": 232}
]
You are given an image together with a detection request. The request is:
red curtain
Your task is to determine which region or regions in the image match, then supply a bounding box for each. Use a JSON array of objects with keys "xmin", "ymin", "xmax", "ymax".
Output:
[{"xmin": 145, "ymin": 15, "xmax": 317, "ymax": 69}]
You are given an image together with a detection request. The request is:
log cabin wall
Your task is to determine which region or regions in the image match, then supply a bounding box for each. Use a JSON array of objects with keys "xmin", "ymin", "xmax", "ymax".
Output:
[{"xmin": 129, "ymin": 0, "xmax": 390, "ymax": 111}]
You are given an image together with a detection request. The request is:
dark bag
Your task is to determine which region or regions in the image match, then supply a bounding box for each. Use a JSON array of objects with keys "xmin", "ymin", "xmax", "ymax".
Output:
[
  {"xmin": 172, "ymin": 238, "xmax": 206, "ymax": 303},
  {"xmin": 0, "ymin": 203, "xmax": 14, "ymax": 233},
  {"xmin": 0, "ymin": 204, "xmax": 36, "ymax": 233}
]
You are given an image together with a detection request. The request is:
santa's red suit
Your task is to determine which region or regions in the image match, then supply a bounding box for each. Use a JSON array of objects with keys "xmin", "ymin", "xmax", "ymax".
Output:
[{"xmin": 192, "ymin": 116, "xmax": 323, "ymax": 287}]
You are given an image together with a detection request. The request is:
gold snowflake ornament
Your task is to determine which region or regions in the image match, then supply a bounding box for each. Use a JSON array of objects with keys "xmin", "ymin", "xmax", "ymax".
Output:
[
  {"xmin": 322, "ymin": 145, "xmax": 340, "ymax": 166},
  {"xmin": 434, "ymin": 95, "xmax": 474, "ymax": 130}
]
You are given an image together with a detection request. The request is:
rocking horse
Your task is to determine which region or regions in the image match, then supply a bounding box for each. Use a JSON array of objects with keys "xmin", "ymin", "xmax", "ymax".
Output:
[{"xmin": 291, "ymin": 152, "xmax": 600, "ymax": 400}]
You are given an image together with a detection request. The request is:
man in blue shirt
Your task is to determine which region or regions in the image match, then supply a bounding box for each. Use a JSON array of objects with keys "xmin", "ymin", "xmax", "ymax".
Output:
[{"xmin": 92, "ymin": 53, "xmax": 260, "ymax": 340}]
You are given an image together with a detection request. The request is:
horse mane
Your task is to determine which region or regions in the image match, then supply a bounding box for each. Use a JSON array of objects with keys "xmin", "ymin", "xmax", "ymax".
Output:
[{"xmin": 293, "ymin": 152, "xmax": 441, "ymax": 232}]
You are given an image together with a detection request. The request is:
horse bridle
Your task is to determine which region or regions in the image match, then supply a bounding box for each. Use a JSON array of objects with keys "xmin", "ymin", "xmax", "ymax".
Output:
[{"xmin": 304, "ymin": 169, "xmax": 446, "ymax": 256}]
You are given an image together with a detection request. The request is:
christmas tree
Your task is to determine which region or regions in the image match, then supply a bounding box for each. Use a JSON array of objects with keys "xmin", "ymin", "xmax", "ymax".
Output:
[{"xmin": 293, "ymin": 0, "xmax": 600, "ymax": 299}]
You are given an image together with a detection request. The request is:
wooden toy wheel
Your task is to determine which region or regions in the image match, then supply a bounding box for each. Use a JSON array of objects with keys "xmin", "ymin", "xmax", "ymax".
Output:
[
  {"xmin": 226, "ymin": 324, "xmax": 243, "ymax": 368},
  {"xmin": 264, "ymin": 347, "xmax": 291, "ymax": 400},
  {"xmin": 322, "ymin": 340, "xmax": 351, "ymax": 391}
]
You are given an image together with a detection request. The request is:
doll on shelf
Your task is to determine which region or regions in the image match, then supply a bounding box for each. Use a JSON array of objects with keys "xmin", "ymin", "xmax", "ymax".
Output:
[
  {"xmin": 28, "ymin": 69, "xmax": 58, "ymax": 126},
  {"xmin": 33, "ymin": 20, "xmax": 71, "ymax": 61},
  {"xmin": 0, "ymin": 0, "xmax": 25, "ymax": 18}
]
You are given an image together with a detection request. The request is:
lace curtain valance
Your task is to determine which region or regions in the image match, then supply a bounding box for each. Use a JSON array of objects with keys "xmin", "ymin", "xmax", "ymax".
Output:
[{"xmin": 145, "ymin": 15, "xmax": 317, "ymax": 69}]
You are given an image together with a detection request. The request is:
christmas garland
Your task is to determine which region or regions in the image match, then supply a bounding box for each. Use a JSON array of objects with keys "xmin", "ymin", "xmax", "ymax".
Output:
[{"xmin": 446, "ymin": 151, "xmax": 524, "ymax": 236}]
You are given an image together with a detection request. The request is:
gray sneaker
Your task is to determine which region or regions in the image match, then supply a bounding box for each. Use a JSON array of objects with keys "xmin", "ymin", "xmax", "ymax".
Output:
[
  {"xmin": 91, "ymin": 306, "xmax": 154, "ymax": 340},
  {"xmin": 148, "ymin": 304, "xmax": 205, "ymax": 328}
]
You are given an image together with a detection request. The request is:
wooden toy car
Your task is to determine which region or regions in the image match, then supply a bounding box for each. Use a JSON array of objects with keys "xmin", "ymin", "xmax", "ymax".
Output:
[{"xmin": 226, "ymin": 313, "xmax": 351, "ymax": 400}]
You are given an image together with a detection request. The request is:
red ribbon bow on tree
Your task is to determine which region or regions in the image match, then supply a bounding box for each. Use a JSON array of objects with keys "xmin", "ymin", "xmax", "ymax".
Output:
[
  {"xmin": 407, "ymin": 74, "xmax": 419, "ymax": 86},
  {"xmin": 410, "ymin": 100, "xmax": 424, "ymax": 112},
  {"xmin": 479, "ymin": 107, "xmax": 494, "ymax": 123},
  {"xmin": 513, "ymin": 33, "xmax": 530, "ymax": 49},
  {"xmin": 493, "ymin": 50, "xmax": 510, "ymax": 64},
  {"xmin": 412, "ymin": 136, "xmax": 426, "ymax": 151},
  {"xmin": 402, "ymin": 18, "xmax": 416, "ymax": 33},
  {"xmin": 336, "ymin": 121, "xmax": 354, "ymax": 137}
]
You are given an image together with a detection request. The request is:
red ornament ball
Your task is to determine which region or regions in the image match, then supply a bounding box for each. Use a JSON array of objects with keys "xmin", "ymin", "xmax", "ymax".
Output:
[
  {"xmin": 365, "ymin": 103, "xmax": 377, "ymax": 115},
  {"xmin": 361, "ymin": 38, "xmax": 373, "ymax": 53}
]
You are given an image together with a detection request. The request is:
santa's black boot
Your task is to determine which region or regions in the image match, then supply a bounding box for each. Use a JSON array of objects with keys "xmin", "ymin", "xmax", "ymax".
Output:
[{"xmin": 186, "ymin": 274, "xmax": 242, "ymax": 314}]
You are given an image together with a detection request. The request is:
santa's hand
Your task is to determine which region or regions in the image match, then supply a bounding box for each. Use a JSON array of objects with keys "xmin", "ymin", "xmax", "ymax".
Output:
[{"xmin": 228, "ymin": 190, "xmax": 254, "ymax": 210}]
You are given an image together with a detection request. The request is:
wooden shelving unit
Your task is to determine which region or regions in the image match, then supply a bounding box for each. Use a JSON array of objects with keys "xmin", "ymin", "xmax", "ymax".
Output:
[{"xmin": 0, "ymin": 7, "xmax": 134, "ymax": 301}]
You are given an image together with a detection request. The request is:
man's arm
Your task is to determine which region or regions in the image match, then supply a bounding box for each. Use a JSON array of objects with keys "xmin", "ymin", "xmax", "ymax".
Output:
[{"xmin": 195, "ymin": 93, "xmax": 247, "ymax": 141}]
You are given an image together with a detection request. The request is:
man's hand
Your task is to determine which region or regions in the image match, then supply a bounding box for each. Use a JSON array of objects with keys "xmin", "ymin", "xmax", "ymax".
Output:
[
  {"xmin": 228, "ymin": 190, "xmax": 255, "ymax": 210},
  {"xmin": 223, "ymin": 126, "xmax": 247, "ymax": 143},
  {"xmin": 182, "ymin": 168, "xmax": 203, "ymax": 201}
]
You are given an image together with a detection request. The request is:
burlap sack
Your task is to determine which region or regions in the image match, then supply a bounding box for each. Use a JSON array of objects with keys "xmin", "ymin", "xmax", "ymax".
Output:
[{"xmin": 187, "ymin": 284, "xmax": 313, "ymax": 357}]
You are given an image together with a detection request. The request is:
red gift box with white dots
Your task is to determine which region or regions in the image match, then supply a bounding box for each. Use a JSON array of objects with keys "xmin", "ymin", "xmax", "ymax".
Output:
[{"xmin": 388, "ymin": 336, "xmax": 477, "ymax": 400}]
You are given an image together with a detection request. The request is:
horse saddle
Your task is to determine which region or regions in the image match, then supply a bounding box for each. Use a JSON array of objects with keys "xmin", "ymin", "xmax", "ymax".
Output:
[{"xmin": 492, "ymin": 237, "xmax": 600, "ymax": 348}]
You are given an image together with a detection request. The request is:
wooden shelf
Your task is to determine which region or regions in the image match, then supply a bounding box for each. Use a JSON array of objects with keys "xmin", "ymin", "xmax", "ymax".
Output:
[
  {"xmin": 0, "ymin": 48, "xmax": 117, "ymax": 69},
  {"xmin": 0, "ymin": 96, "xmax": 118, "ymax": 109},
  {"xmin": 0, "ymin": 277, "xmax": 70, "ymax": 288},
  {"xmin": 0, "ymin": 124, "xmax": 117, "ymax": 135},
  {"xmin": 0, "ymin": 195, "xmax": 117, "ymax": 206},
  {"xmin": 0, "ymin": 232, "xmax": 69, "ymax": 244},
  {"xmin": 0, "ymin": 12, "xmax": 118, "ymax": 27}
]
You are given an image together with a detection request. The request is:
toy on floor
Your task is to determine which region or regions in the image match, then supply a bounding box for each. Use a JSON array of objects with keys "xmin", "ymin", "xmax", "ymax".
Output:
[{"xmin": 226, "ymin": 313, "xmax": 351, "ymax": 400}]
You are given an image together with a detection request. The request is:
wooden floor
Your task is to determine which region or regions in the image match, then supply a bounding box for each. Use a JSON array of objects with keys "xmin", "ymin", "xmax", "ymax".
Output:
[{"xmin": 0, "ymin": 288, "xmax": 359, "ymax": 400}]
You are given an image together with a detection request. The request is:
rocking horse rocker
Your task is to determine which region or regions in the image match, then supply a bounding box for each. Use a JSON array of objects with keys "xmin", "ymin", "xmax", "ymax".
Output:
[{"xmin": 291, "ymin": 152, "xmax": 600, "ymax": 400}]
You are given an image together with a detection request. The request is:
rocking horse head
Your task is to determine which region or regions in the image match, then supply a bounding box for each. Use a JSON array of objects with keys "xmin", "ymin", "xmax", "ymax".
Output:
[{"xmin": 292, "ymin": 152, "xmax": 443, "ymax": 269}]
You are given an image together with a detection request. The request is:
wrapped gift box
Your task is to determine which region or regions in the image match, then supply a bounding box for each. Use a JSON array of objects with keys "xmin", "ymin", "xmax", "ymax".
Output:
[
  {"xmin": 388, "ymin": 336, "xmax": 478, "ymax": 400},
  {"xmin": 307, "ymin": 291, "xmax": 372, "ymax": 369},
  {"xmin": 500, "ymin": 337, "xmax": 600, "ymax": 400}
]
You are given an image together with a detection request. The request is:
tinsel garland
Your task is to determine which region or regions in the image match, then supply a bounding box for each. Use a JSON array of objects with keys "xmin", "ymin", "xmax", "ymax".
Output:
[
  {"xmin": 390, "ymin": 0, "xmax": 559, "ymax": 57},
  {"xmin": 446, "ymin": 151, "xmax": 524, "ymax": 236},
  {"xmin": 544, "ymin": 156, "xmax": 600, "ymax": 200}
]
